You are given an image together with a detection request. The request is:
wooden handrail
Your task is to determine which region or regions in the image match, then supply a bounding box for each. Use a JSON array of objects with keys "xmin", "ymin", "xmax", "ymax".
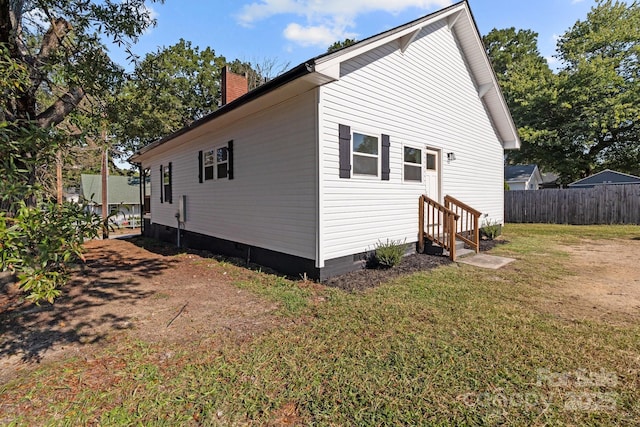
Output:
[
  {"xmin": 419, "ymin": 195, "xmax": 460, "ymax": 260},
  {"xmin": 444, "ymin": 195, "xmax": 481, "ymax": 254}
]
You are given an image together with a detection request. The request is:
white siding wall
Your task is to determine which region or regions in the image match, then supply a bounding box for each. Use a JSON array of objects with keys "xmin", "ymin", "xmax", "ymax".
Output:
[
  {"xmin": 508, "ymin": 182, "xmax": 527, "ymax": 191},
  {"xmin": 146, "ymin": 90, "xmax": 318, "ymax": 259},
  {"xmin": 319, "ymin": 21, "xmax": 505, "ymax": 262}
]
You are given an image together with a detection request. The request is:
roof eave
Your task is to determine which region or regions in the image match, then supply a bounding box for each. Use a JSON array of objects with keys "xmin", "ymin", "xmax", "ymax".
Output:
[{"xmin": 129, "ymin": 63, "xmax": 313, "ymax": 163}]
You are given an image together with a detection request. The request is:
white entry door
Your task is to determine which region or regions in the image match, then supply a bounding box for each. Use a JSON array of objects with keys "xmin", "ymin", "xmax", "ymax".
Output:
[{"xmin": 424, "ymin": 149, "xmax": 440, "ymax": 201}]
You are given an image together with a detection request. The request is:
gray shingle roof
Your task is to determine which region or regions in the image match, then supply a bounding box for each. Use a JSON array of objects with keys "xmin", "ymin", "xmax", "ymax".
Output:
[
  {"xmin": 505, "ymin": 164, "xmax": 537, "ymax": 182},
  {"xmin": 568, "ymin": 169, "xmax": 640, "ymax": 188}
]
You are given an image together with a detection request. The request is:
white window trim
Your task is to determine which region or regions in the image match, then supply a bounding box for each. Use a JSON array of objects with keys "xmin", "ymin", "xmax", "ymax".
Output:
[
  {"xmin": 402, "ymin": 143, "xmax": 423, "ymax": 183},
  {"xmin": 215, "ymin": 144, "xmax": 229, "ymax": 180},
  {"xmin": 203, "ymin": 144, "xmax": 229, "ymax": 181},
  {"xmin": 425, "ymin": 150, "xmax": 438, "ymax": 172},
  {"xmin": 351, "ymin": 129, "xmax": 381, "ymax": 179},
  {"xmin": 203, "ymin": 148, "xmax": 215, "ymax": 181}
]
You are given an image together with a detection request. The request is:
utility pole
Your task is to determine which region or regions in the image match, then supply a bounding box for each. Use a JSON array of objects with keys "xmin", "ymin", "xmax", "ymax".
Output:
[{"xmin": 101, "ymin": 126, "xmax": 109, "ymax": 239}]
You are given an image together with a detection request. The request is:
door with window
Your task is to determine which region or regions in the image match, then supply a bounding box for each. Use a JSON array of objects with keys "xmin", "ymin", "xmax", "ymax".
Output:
[{"xmin": 424, "ymin": 149, "xmax": 440, "ymax": 201}]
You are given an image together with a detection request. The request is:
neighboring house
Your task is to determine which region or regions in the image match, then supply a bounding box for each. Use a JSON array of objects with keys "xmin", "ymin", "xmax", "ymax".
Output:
[
  {"xmin": 80, "ymin": 174, "xmax": 147, "ymax": 225},
  {"xmin": 505, "ymin": 164, "xmax": 543, "ymax": 190},
  {"xmin": 130, "ymin": 1, "xmax": 520, "ymax": 280},
  {"xmin": 568, "ymin": 169, "xmax": 640, "ymax": 189},
  {"xmin": 540, "ymin": 172, "xmax": 561, "ymax": 189}
]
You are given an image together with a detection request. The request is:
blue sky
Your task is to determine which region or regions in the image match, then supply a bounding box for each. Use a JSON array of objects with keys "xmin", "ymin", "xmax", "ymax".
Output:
[{"xmin": 111, "ymin": 0, "xmax": 597, "ymax": 71}]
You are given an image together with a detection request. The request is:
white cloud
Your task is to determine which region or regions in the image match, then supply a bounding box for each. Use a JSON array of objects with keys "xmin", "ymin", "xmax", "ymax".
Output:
[
  {"xmin": 571, "ymin": 0, "xmax": 585, "ymax": 3},
  {"xmin": 237, "ymin": 0, "xmax": 452, "ymax": 47},
  {"xmin": 283, "ymin": 22, "xmax": 357, "ymax": 47},
  {"xmin": 141, "ymin": 4, "xmax": 159, "ymax": 35}
]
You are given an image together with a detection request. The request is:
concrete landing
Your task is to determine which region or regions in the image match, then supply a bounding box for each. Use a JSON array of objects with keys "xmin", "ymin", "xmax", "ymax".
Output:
[{"xmin": 457, "ymin": 253, "xmax": 515, "ymax": 269}]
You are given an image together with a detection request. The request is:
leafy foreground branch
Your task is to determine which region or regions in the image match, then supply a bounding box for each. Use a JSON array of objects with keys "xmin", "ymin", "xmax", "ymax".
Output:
[{"xmin": 0, "ymin": 202, "xmax": 102, "ymax": 304}]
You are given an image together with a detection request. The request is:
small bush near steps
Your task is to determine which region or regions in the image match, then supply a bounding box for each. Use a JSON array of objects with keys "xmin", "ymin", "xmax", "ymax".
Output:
[
  {"xmin": 480, "ymin": 219, "xmax": 502, "ymax": 240},
  {"xmin": 373, "ymin": 239, "xmax": 408, "ymax": 269}
]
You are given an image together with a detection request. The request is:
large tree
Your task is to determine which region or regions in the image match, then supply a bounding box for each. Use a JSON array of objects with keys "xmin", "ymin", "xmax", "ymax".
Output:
[
  {"xmin": 486, "ymin": 0, "xmax": 639, "ymax": 182},
  {"xmin": 1, "ymin": 0, "xmax": 161, "ymax": 205},
  {"xmin": 115, "ymin": 39, "xmax": 226, "ymax": 152},
  {"xmin": 0, "ymin": 0, "xmax": 161, "ymax": 303},
  {"xmin": 483, "ymin": 28, "xmax": 559, "ymax": 172},
  {"xmin": 114, "ymin": 41, "xmax": 287, "ymax": 154},
  {"xmin": 555, "ymin": 0, "xmax": 640, "ymax": 178}
]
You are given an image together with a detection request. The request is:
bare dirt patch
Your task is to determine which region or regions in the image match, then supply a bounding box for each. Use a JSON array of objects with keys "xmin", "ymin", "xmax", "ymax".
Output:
[
  {"xmin": 544, "ymin": 238, "xmax": 640, "ymax": 323},
  {"xmin": 0, "ymin": 237, "xmax": 281, "ymax": 383}
]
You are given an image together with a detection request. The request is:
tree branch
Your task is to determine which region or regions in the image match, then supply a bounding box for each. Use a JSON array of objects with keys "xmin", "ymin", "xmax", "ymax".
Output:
[
  {"xmin": 36, "ymin": 86, "xmax": 86, "ymax": 128},
  {"xmin": 37, "ymin": 17, "xmax": 72, "ymax": 65}
]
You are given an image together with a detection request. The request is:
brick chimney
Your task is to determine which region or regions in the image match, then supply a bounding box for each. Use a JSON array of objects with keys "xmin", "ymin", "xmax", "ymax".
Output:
[{"xmin": 221, "ymin": 66, "xmax": 248, "ymax": 105}]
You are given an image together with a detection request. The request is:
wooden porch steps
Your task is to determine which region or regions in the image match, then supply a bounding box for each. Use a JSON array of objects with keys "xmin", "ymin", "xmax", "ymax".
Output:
[
  {"xmin": 418, "ymin": 194, "xmax": 482, "ymax": 261},
  {"xmin": 421, "ymin": 236, "xmax": 475, "ymax": 258}
]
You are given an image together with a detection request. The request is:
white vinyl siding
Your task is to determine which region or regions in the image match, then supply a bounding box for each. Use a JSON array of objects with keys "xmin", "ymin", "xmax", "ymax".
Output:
[
  {"xmin": 319, "ymin": 20, "xmax": 505, "ymax": 262},
  {"xmin": 146, "ymin": 90, "xmax": 317, "ymax": 259}
]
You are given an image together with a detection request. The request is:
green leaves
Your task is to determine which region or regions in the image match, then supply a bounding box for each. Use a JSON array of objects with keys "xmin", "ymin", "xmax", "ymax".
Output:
[
  {"xmin": 486, "ymin": 0, "xmax": 640, "ymax": 182},
  {"xmin": 1, "ymin": 1, "xmax": 165, "ymax": 304},
  {"xmin": 114, "ymin": 39, "xmax": 227, "ymax": 152},
  {"xmin": 0, "ymin": 201, "xmax": 102, "ymax": 304}
]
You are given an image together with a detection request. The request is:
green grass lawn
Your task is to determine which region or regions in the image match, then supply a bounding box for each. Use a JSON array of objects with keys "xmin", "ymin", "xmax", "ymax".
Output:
[{"xmin": 2, "ymin": 224, "xmax": 639, "ymax": 425}]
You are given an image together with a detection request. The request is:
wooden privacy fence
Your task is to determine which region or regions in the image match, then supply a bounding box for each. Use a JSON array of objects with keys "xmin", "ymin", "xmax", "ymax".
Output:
[{"xmin": 505, "ymin": 184, "xmax": 640, "ymax": 224}]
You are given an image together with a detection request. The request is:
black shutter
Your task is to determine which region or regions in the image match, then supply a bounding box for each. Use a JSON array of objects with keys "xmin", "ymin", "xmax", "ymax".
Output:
[
  {"xmin": 227, "ymin": 140, "xmax": 234, "ymax": 180},
  {"xmin": 167, "ymin": 162, "xmax": 172, "ymax": 203},
  {"xmin": 381, "ymin": 134, "xmax": 390, "ymax": 181},
  {"xmin": 339, "ymin": 124, "xmax": 351, "ymax": 178},
  {"xmin": 159, "ymin": 164, "xmax": 163, "ymax": 203},
  {"xmin": 198, "ymin": 151, "xmax": 203, "ymax": 183}
]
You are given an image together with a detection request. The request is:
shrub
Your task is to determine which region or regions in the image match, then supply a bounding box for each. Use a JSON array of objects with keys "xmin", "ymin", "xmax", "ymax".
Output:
[
  {"xmin": 374, "ymin": 239, "xmax": 408, "ymax": 269},
  {"xmin": 0, "ymin": 201, "xmax": 102, "ymax": 304},
  {"xmin": 480, "ymin": 219, "xmax": 502, "ymax": 240}
]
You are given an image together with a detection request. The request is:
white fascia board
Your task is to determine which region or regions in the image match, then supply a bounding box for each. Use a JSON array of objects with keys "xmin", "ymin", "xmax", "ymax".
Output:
[
  {"xmin": 503, "ymin": 140, "xmax": 520, "ymax": 150},
  {"xmin": 447, "ymin": 10, "xmax": 463, "ymax": 29},
  {"xmin": 454, "ymin": 11, "xmax": 521, "ymax": 149}
]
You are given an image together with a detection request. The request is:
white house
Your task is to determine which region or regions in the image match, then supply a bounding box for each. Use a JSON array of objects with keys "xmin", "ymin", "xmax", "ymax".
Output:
[
  {"xmin": 130, "ymin": 0, "xmax": 520, "ymax": 279},
  {"xmin": 505, "ymin": 164, "xmax": 543, "ymax": 190}
]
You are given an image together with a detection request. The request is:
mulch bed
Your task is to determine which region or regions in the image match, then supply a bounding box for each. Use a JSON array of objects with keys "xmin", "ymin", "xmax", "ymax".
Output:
[
  {"xmin": 323, "ymin": 253, "xmax": 452, "ymax": 292},
  {"xmin": 324, "ymin": 238, "xmax": 509, "ymax": 292}
]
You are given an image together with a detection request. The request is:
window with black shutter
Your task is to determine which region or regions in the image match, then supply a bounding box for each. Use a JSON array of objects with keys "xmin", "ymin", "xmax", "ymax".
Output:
[{"xmin": 201, "ymin": 141, "xmax": 233, "ymax": 181}]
